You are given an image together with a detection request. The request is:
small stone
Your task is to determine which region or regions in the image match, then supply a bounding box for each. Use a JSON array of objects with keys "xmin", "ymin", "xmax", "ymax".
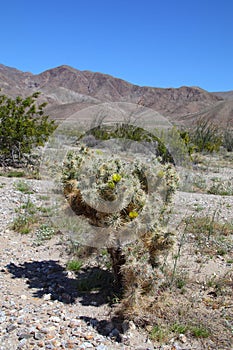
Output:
[
  {"xmin": 79, "ymin": 342, "xmax": 94, "ymax": 349},
  {"xmin": 43, "ymin": 293, "xmax": 52, "ymax": 301},
  {"xmin": 46, "ymin": 333, "xmax": 56, "ymax": 340},
  {"xmin": 85, "ymin": 334, "xmax": 94, "ymax": 340},
  {"xmin": 0, "ymin": 311, "xmax": 6, "ymax": 323},
  {"xmin": 60, "ymin": 327, "xmax": 66, "ymax": 335},
  {"xmin": 52, "ymin": 339, "xmax": 62, "ymax": 347},
  {"xmin": 41, "ymin": 327, "xmax": 50, "ymax": 334},
  {"xmin": 36, "ymin": 323, "xmax": 43, "ymax": 330},
  {"xmin": 178, "ymin": 333, "xmax": 187, "ymax": 343},
  {"xmin": 96, "ymin": 346, "xmax": 107, "ymax": 350},
  {"xmin": 66, "ymin": 340, "xmax": 75, "ymax": 349},
  {"xmin": 69, "ymin": 319, "xmax": 82, "ymax": 328},
  {"xmin": 48, "ymin": 326, "xmax": 57, "ymax": 332},
  {"xmin": 20, "ymin": 294, "xmax": 27, "ymax": 300},
  {"xmin": 34, "ymin": 332, "xmax": 44, "ymax": 340},
  {"xmin": 18, "ymin": 332, "xmax": 33, "ymax": 340},
  {"xmin": 50, "ymin": 316, "xmax": 60, "ymax": 323},
  {"xmin": 17, "ymin": 338, "xmax": 27, "ymax": 348},
  {"xmin": 71, "ymin": 328, "xmax": 82, "ymax": 337},
  {"xmin": 38, "ymin": 341, "xmax": 45, "ymax": 347},
  {"xmin": 17, "ymin": 316, "xmax": 26, "ymax": 324},
  {"xmin": 6, "ymin": 323, "xmax": 17, "ymax": 332},
  {"xmin": 172, "ymin": 342, "xmax": 183, "ymax": 350}
]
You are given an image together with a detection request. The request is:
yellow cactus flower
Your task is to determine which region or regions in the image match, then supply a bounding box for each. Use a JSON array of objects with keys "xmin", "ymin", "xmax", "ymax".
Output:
[
  {"xmin": 112, "ymin": 173, "xmax": 122, "ymax": 182},
  {"xmin": 129, "ymin": 211, "xmax": 138, "ymax": 219},
  {"xmin": 108, "ymin": 181, "xmax": 115, "ymax": 189},
  {"xmin": 157, "ymin": 170, "xmax": 165, "ymax": 178}
]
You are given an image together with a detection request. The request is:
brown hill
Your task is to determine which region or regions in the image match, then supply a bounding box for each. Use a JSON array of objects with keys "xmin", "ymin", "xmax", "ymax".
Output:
[
  {"xmin": 212, "ymin": 90, "xmax": 233, "ymax": 101},
  {"xmin": 1, "ymin": 63, "xmax": 232, "ymax": 126}
]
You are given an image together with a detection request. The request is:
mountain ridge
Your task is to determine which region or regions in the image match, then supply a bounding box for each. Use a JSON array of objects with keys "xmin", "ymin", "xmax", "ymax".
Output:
[{"xmin": 0, "ymin": 63, "xmax": 232, "ymax": 126}]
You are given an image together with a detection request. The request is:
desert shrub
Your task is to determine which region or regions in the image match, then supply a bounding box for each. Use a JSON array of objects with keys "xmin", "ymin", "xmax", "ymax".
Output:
[
  {"xmin": 61, "ymin": 143, "xmax": 179, "ymax": 321},
  {"xmin": 188, "ymin": 117, "xmax": 222, "ymax": 153},
  {"xmin": 222, "ymin": 128, "xmax": 233, "ymax": 152},
  {"xmin": 208, "ymin": 177, "xmax": 233, "ymax": 196},
  {"xmin": 155, "ymin": 126, "xmax": 194, "ymax": 165},
  {"xmin": 0, "ymin": 91, "xmax": 56, "ymax": 167},
  {"xmin": 83, "ymin": 123, "xmax": 175, "ymax": 164}
]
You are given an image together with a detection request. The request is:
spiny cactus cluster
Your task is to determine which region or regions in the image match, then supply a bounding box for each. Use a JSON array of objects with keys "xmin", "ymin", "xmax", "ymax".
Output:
[{"xmin": 61, "ymin": 143, "xmax": 179, "ymax": 320}]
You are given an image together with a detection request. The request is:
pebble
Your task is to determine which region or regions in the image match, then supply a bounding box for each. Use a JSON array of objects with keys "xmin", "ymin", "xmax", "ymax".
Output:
[
  {"xmin": 49, "ymin": 316, "xmax": 60, "ymax": 323},
  {"xmin": 79, "ymin": 342, "xmax": 94, "ymax": 349}
]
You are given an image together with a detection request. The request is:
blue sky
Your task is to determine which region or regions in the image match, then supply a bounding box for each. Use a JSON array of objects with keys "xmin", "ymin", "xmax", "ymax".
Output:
[{"xmin": 0, "ymin": 0, "xmax": 232, "ymax": 91}]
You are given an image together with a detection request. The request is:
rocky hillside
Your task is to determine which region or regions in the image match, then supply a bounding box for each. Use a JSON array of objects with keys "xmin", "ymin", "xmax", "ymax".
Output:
[{"xmin": 0, "ymin": 63, "xmax": 232, "ymax": 126}]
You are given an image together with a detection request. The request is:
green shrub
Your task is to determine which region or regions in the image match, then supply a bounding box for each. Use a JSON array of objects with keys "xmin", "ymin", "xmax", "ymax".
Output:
[
  {"xmin": 0, "ymin": 91, "xmax": 56, "ymax": 166},
  {"xmin": 66, "ymin": 260, "xmax": 83, "ymax": 272},
  {"xmin": 190, "ymin": 324, "xmax": 210, "ymax": 338},
  {"xmin": 82, "ymin": 123, "xmax": 175, "ymax": 164}
]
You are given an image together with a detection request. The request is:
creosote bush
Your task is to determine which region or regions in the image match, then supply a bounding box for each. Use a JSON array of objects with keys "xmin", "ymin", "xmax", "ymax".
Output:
[
  {"xmin": 222, "ymin": 127, "xmax": 233, "ymax": 152},
  {"xmin": 61, "ymin": 142, "xmax": 179, "ymax": 321},
  {"xmin": 189, "ymin": 117, "xmax": 222, "ymax": 153}
]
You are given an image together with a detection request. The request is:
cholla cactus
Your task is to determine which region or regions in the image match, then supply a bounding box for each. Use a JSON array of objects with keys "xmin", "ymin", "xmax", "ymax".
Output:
[{"xmin": 61, "ymin": 143, "xmax": 179, "ymax": 304}]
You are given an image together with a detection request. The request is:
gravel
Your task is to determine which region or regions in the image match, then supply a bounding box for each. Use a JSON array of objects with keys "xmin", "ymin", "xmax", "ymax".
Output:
[{"xmin": 0, "ymin": 175, "xmax": 232, "ymax": 350}]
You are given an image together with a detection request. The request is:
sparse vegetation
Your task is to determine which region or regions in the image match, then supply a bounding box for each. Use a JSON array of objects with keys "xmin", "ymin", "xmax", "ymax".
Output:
[
  {"xmin": 14, "ymin": 180, "xmax": 34, "ymax": 194},
  {"xmin": 83, "ymin": 123, "xmax": 175, "ymax": 163},
  {"xmin": 184, "ymin": 214, "xmax": 233, "ymax": 256},
  {"xmin": 190, "ymin": 324, "xmax": 210, "ymax": 338},
  {"xmin": 186, "ymin": 117, "xmax": 222, "ymax": 153},
  {"xmin": 11, "ymin": 197, "xmax": 38, "ymax": 234},
  {"xmin": 66, "ymin": 259, "xmax": 83, "ymax": 272},
  {"xmin": 11, "ymin": 195, "xmax": 56, "ymax": 238},
  {"xmin": 0, "ymin": 170, "xmax": 25, "ymax": 177},
  {"xmin": 34, "ymin": 224, "xmax": 56, "ymax": 244},
  {"xmin": 208, "ymin": 177, "xmax": 233, "ymax": 195},
  {"xmin": 222, "ymin": 127, "xmax": 233, "ymax": 152}
]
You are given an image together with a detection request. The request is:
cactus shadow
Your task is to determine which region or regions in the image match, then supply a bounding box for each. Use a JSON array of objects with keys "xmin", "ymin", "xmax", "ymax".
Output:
[{"xmin": 6, "ymin": 260, "xmax": 115, "ymax": 306}]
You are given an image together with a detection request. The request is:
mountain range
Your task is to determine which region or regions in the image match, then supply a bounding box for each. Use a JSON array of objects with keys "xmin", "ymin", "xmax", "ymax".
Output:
[{"xmin": 0, "ymin": 63, "xmax": 232, "ymax": 127}]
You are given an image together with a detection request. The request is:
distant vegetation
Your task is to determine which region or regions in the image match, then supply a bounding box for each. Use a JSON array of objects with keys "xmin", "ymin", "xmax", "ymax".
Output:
[{"xmin": 174, "ymin": 117, "xmax": 233, "ymax": 155}]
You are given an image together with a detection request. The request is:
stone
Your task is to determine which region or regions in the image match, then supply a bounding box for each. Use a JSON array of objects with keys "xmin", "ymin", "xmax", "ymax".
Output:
[
  {"xmin": 96, "ymin": 345, "xmax": 107, "ymax": 350},
  {"xmin": 178, "ymin": 333, "xmax": 187, "ymax": 343},
  {"xmin": 50, "ymin": 316, "xmax": 60, "ymax": 323},
  {"xmin": 6, "ymin": 324, "xmax": 17, "ymax": 332},
  {"xmin": 43, "ymin": 293, "xmax": 52, "ymax": 301},
  {"xmin": 79, "ymin": 342, "xmax": 94, "ymax": 349},
  {"xmin": 84, "ymin": 334, "xmax": 94, "ymax": 340},
  {"xmin": 34, "ymin": 332, "xmax": 44, "ymax": 340},
  {"xmin": 0, "ymin": 311, "xmax": 6, "ymax": 323},
  {"xmin": 18, "ymin": 332, "xmax": 34, "ymax": 340},
  {"xmin": 46, "ymin": 333, "xmax": 56, "ymax": 340}
]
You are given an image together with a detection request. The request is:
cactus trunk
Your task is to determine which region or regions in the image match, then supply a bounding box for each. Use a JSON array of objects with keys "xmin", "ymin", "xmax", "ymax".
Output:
[{"xmin": 107, "ymin": 247, "xmax": 125, "ymax": 288}]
